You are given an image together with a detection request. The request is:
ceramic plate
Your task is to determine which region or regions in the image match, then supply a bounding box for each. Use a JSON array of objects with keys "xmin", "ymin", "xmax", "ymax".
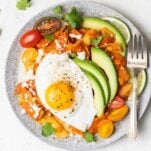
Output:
[{"xmin": 5, "ymin": 1, "xmax": 151, "ymax": 151}]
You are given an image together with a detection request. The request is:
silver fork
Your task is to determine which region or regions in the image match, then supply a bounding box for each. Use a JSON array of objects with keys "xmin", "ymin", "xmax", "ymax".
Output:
[{"xmin": 127, "ymin": 33, "xmax": 148, "ymax": 139}]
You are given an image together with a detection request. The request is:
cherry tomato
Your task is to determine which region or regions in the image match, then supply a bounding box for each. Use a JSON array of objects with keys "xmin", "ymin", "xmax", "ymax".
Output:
[
  {"xmin": 20, "ymin": 29, "xmax": 42, "ymax": 48},
  {"xmin": 33, "ymin": 17, "xmax": 61, "ymax": 36},
  {"xmin": 107, "ymin": 96, "xmax": 125, "ymax": 110},
  {"xmin": 22, "ymin": 48, "xmax": 38, "ymax": 70}
]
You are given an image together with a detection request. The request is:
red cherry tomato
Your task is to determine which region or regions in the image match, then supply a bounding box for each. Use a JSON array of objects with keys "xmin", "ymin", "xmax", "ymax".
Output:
[
  {"xmin": 107, "ymin": 96, "xmax": 125, "ymax": 110},
  {"xmin": 20, "ymin": 29, "xmax": 42, "ymax": 48}
]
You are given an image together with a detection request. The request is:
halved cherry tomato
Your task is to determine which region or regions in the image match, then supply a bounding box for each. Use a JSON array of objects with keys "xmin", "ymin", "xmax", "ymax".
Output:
[
  {"xmin": 98, "ymin": 119, "xmax": 114, "ymax": 139},
  {"xmin": 33, "ymin": 17, "xmax": 61, "ymax": 36},
  {"xmin": 22, "ymin": 48, "xmax": 38, "ymax": 71},
  {"xmin": 107, "ymin": 96, "xmax": 125, "ymax": 110},
  {"xmin": 20, "ymin": 29, "xmax": 42, "ymax": 48},
  {"xmin": 107, "ymin": 105, "xmax": 129, "ymax": 122}
]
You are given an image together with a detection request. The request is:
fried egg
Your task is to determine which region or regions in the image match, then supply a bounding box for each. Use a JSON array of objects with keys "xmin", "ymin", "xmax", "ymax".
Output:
[{"xmin": 35, "ymin": 53, "xmax": 96, "ymax": 131}]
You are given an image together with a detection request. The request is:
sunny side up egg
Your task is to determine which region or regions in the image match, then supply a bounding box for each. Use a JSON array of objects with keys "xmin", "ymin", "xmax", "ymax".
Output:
[{"xmin": 35, "ymin": 53, "xmax": 97, "ymax": 131}]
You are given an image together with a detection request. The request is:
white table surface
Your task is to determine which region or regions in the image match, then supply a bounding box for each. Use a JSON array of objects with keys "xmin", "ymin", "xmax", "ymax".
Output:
[{"xmin": 0, "ymin": 0, "xmax": 151, "ymax": 151}]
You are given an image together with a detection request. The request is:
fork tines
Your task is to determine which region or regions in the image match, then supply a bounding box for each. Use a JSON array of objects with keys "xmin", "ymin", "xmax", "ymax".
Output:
[{"xmin": 127, "ymin": 33, "xmax": 148, "ymax": 69}]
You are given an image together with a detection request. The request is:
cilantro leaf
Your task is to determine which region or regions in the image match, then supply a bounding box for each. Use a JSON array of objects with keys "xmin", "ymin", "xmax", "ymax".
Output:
[
  {"xmin": 45, "ymin": 34, "xmax": 54, "ymax": 42},
  {"xmin": 69, "ymin": 52, "xmax": 77, "ymax": 59},
  {"xmin": 84, "ymin": 131, "xmax": 95, "ymax": 142},
  {"xmin": 16, "ymin": 0, "xmax": 31, "ymax": 10},
  {"xmin": 64, "ymin": 7, "xmax": 83, "ymax": 28},
  {"xmin": 53, "ymin": 6, "xmax": 63, "ymax": 14},
  {"xmin": 91, "ymin": 36, "xmax": 103, "ymax": 48},
  {"xmin": 41, "ymin": 123, "xmax": 56, "ymax": 137}
]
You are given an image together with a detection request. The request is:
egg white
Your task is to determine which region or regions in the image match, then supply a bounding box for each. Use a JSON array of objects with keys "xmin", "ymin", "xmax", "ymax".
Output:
[{"xmin": 35, "ymin": 53, "xmax": 96, "ymax": 131}]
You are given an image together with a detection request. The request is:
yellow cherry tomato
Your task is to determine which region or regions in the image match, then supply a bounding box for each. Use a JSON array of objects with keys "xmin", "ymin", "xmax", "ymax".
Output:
[
  {"xmin": 55, "ymin": 130, "xmax": 69, "ymax": 139},
  {"xmin": 22, "ymin": 48, "xmax": 38, "ymax": 70},
  {"xmin": 107, "ymin": 105, "xmax": 129, "ymax": 122},
  {"xmin": 98, "ymin": 119, "xmax": 114, "ymax": 139}
]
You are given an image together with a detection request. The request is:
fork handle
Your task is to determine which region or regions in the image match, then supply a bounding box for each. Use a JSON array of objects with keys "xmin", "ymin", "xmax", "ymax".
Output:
[{"xmin": 128, "ymin": 69, "xmax": 138, "ymax": 139}]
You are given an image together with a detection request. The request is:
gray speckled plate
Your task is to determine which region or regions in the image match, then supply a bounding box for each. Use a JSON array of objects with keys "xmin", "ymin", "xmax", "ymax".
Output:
[{"xmin": 5, "ymin": 1, "xmax": 151, "ymax": 151}]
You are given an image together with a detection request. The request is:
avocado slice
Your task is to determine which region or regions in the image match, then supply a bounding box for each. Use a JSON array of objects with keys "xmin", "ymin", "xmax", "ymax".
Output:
[
  {"xmin": 82, "ymin": 17, "xmax": 126, "ymax": 56},
  {"xmin": 91, "ymin": 47, "xmax": 118, "ymax": 102},
  {"xmin": 84, "ymin": 71, "xmax": 105, "ymax": 116},
  {"xmin": 74, "ymin": 58, "xmax": 110, "ymax": 104}
]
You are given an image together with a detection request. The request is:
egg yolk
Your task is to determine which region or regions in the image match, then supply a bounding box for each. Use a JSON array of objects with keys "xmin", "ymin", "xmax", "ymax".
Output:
[{"xmin": 45, "ymin": 81, "xmax": 75, "ymax": 110}]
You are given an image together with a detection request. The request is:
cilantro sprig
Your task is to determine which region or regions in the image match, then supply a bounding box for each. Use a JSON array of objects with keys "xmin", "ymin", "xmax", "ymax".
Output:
[
  {"xmin": 84, "ymin": 131, "xmax": 95, "ymax": 142},
  {"xmin": 53, "ymin": 6, "xmax": 63, "ymax": 14},
  {"xmin": 16, "ymin": 0, "xmax": 31, "ymax": 10},
  {"xmin": 91, "ymin": 36, "xmax": 103, "ymax": 48},
  {"xmin": 69, "ymin": 52, "xmax": 77, "ymax": 59},
  {"xmin": 41, "ymin": 123, "xmax": 56, "ymax": 137},
  {"xmin": 64, "ymin": 7, "xmax": 83, "ymax": 28},
  {"xmin": 45, "ymin": 34, "xmax": 54, "ymax": 42}
]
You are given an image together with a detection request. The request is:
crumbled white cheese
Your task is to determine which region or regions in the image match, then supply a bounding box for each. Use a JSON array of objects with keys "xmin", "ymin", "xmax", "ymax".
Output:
[
  {"xmin": 24, "ymin": 94, "xmax": 29, "ymax": 99},
  {"xmin": 22, "ymin": 82, "xmax": 29, "ymax": 88},
  {"xmin": 21, "ymin": 109, "xmax": 26, "ymax": 115},
  {"xmin": 32, "ymin": 104, "xmax": 41, "ymax": 119},
  {"xmin": 28, "ymin": 80, "xmax": 33, "ymax": 86},
  {"xmin": 36, "ymin": 49, "xmax": 44, "ymax": 64},
  {"xmin": 55, "ymin": 40, "xmax": 62, "ymax": 49},
  {"xmin": 77, "ymin": 51, "xmax": 86, "ymax": 60},
  {"xmin": 69, "ymin": 133, "xmax": 74, "ymax": 137},
  {"xmin": 69, "ymin": 34, "xmax": 82, "ymax": 39},
  {"xmin": 29, "ymin": 88, "xmax": 36, "ymax": 96}
]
